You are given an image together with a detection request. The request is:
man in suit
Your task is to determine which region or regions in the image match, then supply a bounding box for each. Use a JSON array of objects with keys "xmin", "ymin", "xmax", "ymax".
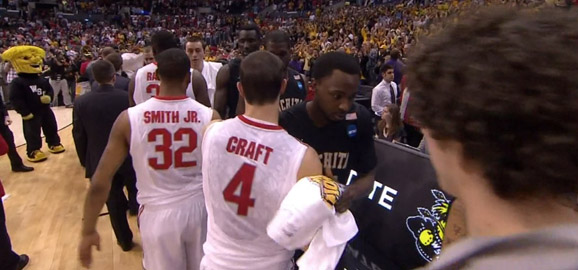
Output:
[
  {"xmin": 73, "ymin": 60, "xmax": 136, "ymax": 251},
  {"xmin": 0, "ymin": 93, "xmax": 33, "ymax": 172},
  {"xmin": 90, "ymin": 53, "xmax": 130, "ymax": 92}
]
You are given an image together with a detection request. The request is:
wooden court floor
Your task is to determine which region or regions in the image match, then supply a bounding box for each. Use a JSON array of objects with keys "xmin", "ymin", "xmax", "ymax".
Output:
[{"xmin": 1, "ymin": 125, "xmax": 144, "ymax": 270}]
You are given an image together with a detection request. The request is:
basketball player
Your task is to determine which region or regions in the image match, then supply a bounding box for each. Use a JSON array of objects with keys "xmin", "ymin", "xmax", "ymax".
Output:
[
  {"xmin": 236, "ymin": 30, "xmax": 308, "ymax": 114},
  {"xmin": 129, "ymin": 30, "xmax": 210, "ymax": 107},
  {"xmin": 79, "ymin": 49, "xmax": 220, "ymax": 269},
  {"xmin": 201, "ymin": 51, "xmax": 322, "ymax": 270},
  {"xmin": 214, "ymin": 24, "xmax": 261, "ymax": 119},
  {"xmin": 280, "ymin": 52, "xmax": 377, "ymax": 213},
  {"xmin": 185, "ymin": 36, "xmax": 222, "ymax": 106}
]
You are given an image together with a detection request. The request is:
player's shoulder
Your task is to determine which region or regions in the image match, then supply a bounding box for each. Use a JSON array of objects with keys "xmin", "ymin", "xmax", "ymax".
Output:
[
  {"xmin": 353, "ymin": 102, "xmax": 372, "ymax": 120},
  {"xmin": 137, "ymin": 63, "xmax": 156, "ymax": 73},
  {"xmin": 280, "ymin": 102, "xmax": 308, "ymax": 126}
]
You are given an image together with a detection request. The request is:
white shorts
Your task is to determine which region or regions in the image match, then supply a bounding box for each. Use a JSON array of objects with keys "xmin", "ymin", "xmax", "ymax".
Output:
[{"xmin": 139, "ymin": 197, "xmax": 207, "ymax": 270}]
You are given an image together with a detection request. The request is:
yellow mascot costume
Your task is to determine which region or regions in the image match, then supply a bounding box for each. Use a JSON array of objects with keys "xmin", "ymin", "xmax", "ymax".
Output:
[{"xmin": 2, "ymin": 46, "xmax": 65, "ymax": 162}]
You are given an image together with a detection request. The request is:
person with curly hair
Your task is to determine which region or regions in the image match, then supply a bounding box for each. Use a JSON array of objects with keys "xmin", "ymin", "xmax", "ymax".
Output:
[{"xmin": 407, "ymin": 7, "xmax": 578, "ymax": 270}]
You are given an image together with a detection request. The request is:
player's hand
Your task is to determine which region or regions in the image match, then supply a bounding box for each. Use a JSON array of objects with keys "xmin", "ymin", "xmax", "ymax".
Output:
[
  {"xmin": 79, "ymin": 231, "xmax": 101, "ymax": 268},
  {"xmin": 22, "ymin": 113, "xmax": 34, "ymax": 121},
  {"xmin": 4, "ymin": 116, "xmax": 12, "ymax": 126},
  {"xmin": 40, "ymin": 95, "xmax": 52, "ymax": 104},
  {"xmin": 335, "ymin": 185, "xmax": 361, "ymax": 213}
]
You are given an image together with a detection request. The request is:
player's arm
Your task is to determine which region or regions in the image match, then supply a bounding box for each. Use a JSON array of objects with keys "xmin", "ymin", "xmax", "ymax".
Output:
[
  {"xmin": 335, "ymin": 109, "xmax": 378, "ymax": 213},
  {"xmin": 128, "ymin": 76, "xmax": 136, "ymax": 107},
  {"xmin": 296, "ymin": 146, "xmax": 323, "ymax": 181},
  {"xmin": 213, "ymin": 64, "xmax": 230, "ymax": 118},
  {"xmin": 192, "ymin": 69, "xmax": 211, "ymax": 107},
  {"xmin": 79, "ymin": 111, "xmax": 131, "ymax": 268},
  {"xmin": 202, "ymin": 109, "xmax": 223, "ymax": 136},
  {"xmin": 235, "ymin": 89, "xmax": 245, "ymax": 116}
]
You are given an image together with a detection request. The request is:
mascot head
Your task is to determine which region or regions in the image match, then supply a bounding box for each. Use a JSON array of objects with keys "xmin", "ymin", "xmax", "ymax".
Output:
[{"xmin": 1, "ymin": 45, "xmax": 46, "ymax": 74}]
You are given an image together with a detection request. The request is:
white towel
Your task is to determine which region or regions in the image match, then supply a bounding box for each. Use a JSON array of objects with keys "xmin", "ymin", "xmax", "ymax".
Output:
[{"xmin": 267, "ymin": 176, "xmax": 358, "ymax": 270}]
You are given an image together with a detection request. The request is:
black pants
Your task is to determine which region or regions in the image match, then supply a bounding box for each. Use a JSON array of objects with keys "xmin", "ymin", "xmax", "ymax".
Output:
[
  {"xmin": 0, "ymin": 200, "xmax": 20, "ymax": 270},
  {"xmin": 22, "ymin": 107, "xmax": 60, "ymax": 156},
  {"xmin": 106, "ymin": 172, "xmax": 134, "ymax": 245},
  {"xmin": 404, "ymin": 123, "xmax": 423, "ymax": 148},
  {"xmin": 125, "ymin": 173, "xmax": 139, "ymax": 212},
  {"xmin": 0, "ymin": 124, "xmax": 24, "ymax": 169}
]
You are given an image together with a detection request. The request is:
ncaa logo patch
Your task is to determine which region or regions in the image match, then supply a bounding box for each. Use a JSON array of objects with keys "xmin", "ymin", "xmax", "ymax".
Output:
[{"xmin": 347, "ymin": 124, "xmax": 357, "ymax": 138}]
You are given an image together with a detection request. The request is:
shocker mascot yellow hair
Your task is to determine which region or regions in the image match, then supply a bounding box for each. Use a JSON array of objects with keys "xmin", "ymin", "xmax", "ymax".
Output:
[{"xmin": 2, "ymin": 46, "xmax": 65, "ymax": 162}]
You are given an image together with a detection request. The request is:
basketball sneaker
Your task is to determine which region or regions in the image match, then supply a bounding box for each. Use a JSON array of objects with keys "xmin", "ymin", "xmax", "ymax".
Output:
[
  {"xmin": 48, "ymin": 144, "xmax": 65, "ymax": 154},
  {"xmin": 27, "ymin": 150, "xmax": 47, "ymax": 162}
]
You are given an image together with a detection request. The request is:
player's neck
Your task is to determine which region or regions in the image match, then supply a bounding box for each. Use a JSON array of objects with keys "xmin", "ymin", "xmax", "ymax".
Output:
[
  {"xmin": 244, "ymin": 102, "xmax": 279, "ymax": 125},
  {"xmin": 461, "ymin": 178, "xmax": 578, "ymax": 238},
  {"xmin": 159, "ymin": 83, "xmax": 186, "ymax": 97},
  {"xmin": 306, "ymin": 101, "xmax": 330, "ymax": 128},
  {"xmin": 192, "ymin": 61, "xmax": 203, "ymax": 72}
]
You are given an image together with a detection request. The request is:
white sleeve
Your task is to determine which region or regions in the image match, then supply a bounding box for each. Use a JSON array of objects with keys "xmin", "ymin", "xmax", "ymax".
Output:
[{"xmin": 371, "ymin": 85, "xmax": 384, "ymax": 116}]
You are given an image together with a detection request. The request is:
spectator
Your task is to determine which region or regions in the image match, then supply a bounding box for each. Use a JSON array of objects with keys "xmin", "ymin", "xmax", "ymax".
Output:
[
  {"xmin": 408, "ymin": 7, "xmax": 578, "ymax": 270},
  {"xmin": 377, "ymin": 103, "xmax": 407, "ymax": 143}
]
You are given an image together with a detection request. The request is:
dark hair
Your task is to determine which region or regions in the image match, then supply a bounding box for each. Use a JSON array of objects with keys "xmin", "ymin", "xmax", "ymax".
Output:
[
  {"xmin": 407, "ymin": 7, "xmax": 578, "ymax": 199},
  {"xmin": 155, "ymin": 48, "xmax": 190, "ymax": 83},
  {"xmin": 312, "ymin": 52, "xmax": 360, "ymax": 81},
  {"xmin": 264, "ymin": 30, "xmax": 291, "ymax": 47},
  {"xmin": 378, "ymin": 104, "xmax": 403, "ymax": 141},
  {"xmin": 104, "ymin": 53, "xmax": 122, "ymax": 72},
  {"xmin": 100, "ymin": 47, "xmax": 116, "ymax": 58},
  {"xmin": 91, "ymin": 60, "xmax": 116, "ymax": 84},
  {"xmin": 186, "ymin": 36, "xmax": 205, "ymax": 50},
  {"xmin": 380, "ymin": 64, "xmax": 394, "ymax": 74},
  {"xmin": 390, "ymin": 49, "xmax": 401, "ymax": 60},
  {"xmin": 240, "ymin": 51, "xmax": 286, "ymax": 105},
  {"xmin": 239, "ymin": 24, "xmax": 262, "ymax": 39},
  {"xmin": 151, "ymin": 30, "xmax": 178, "ymax": 56}
]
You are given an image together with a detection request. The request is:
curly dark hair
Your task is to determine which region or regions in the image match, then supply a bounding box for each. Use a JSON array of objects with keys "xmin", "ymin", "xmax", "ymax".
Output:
[{"xmin": 407, "ymin": 7, "xmax": 578, "ymax": 200}]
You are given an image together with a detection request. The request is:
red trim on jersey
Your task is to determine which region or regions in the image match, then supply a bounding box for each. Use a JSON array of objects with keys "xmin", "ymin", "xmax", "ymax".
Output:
[
  {"xmin": 154, "ymin": 96, "xmax": 188, "ymax": 100},
  {"xmin": 238, "ymin": 115, "xmax": 283, "ymax": 130}
]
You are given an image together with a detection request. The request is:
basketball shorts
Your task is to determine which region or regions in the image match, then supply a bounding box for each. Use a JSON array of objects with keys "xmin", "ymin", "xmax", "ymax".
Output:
[{"xmin": 139, "ymin": 197, "xmax": 207, "ymax": 270}]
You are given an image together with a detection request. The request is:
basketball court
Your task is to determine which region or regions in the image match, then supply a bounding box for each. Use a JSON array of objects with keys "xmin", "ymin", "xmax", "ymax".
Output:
[{"xmin": 1, "ymin": 108, "xmax": 143, "ymax": 270}]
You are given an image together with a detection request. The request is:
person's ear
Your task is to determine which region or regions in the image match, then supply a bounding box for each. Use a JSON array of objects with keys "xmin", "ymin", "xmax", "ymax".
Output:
[{"xmin": 237, "ymin": 82, "xmax": 245, "ymax": 98}]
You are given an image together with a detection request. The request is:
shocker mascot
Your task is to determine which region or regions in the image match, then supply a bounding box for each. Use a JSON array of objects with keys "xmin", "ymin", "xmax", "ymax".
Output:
[{"xmin": 2, "ymin": 46, "xmax": 65, "ymax": 162}]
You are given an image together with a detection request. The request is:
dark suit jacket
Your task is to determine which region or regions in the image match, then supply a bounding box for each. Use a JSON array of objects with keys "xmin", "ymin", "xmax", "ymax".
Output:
[
  {"xmin": 91, "ymin": 74, "xmax": 130, "ymax": 92},
  {"xmin": 73, "ymin": 84, "xmax": 133, "ymax": 178},
  {"xmin": 90, "ymin": 74, "xmax": 130, "ymax": 93}
]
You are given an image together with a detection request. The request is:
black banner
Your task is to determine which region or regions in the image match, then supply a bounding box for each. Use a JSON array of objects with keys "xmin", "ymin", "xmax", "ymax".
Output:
[{"xmin": 338, "ymin": 139, "xmax": 454, "ymax": 270}]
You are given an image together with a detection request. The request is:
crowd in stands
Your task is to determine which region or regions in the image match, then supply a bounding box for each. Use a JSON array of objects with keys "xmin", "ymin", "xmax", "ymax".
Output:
[{"xmin": 0, "ymin": 0, "xmax": 570, "ymax": 92}]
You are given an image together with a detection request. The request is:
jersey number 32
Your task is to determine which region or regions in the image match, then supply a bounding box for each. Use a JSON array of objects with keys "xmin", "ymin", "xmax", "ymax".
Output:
[{"xmin": 148, "ymin": 128, "xmax": 197, "ymax": 169}]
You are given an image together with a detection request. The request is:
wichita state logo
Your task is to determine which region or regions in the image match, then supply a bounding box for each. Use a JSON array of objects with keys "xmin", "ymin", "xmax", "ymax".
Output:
[{"xmin": 406, "ymin": 189, "xmax": 451, "ymax": 262}]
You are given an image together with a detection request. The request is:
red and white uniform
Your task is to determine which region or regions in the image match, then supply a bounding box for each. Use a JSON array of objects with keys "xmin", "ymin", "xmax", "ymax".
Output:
[
  {"xmin": 128, "ymin": 96, "xmax": 213, "ymax": 270},
  {"xmin": 201, "ymin": 115, "xmax": 307, "ymax": 270},
  {"xmin": 133, "ymin": 64, "xmax": 195, "ymax": 105}
]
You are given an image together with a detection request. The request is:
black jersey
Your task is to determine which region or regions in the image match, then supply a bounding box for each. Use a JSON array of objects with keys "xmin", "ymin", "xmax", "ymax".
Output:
[
  {"xmin": 280, "ymin": 102, "xmax": 377, "ymax": 183},
  {"xmin": 279, "ymin": 68, "xmax": 306, "ymax": 111},
  {"xmin": 226, "ymin": 58, "xmax": 242, "ymax": 119}
]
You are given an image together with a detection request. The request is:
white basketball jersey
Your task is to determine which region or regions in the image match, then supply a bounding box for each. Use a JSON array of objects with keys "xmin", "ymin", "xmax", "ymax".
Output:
[
  {"xmin": 134, "ymin": 63, "xmax": 195, "ymax": 105},
  {"xmin": 128, "ymin": 96, "xmax": 213, "ymax": 206},
  {"xmin": 201, "ymin": 115, "xmax": 307, "ymax": 270}
]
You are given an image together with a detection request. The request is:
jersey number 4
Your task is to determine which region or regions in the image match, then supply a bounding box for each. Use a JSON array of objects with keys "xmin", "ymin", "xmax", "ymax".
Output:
[
  {"xmin": 148, "ymin": 128, "xmax": 197, "ymax": 169},
  {"xmin": 223, "ymin": 163, "xmax": 256, "ymax": 216}
]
